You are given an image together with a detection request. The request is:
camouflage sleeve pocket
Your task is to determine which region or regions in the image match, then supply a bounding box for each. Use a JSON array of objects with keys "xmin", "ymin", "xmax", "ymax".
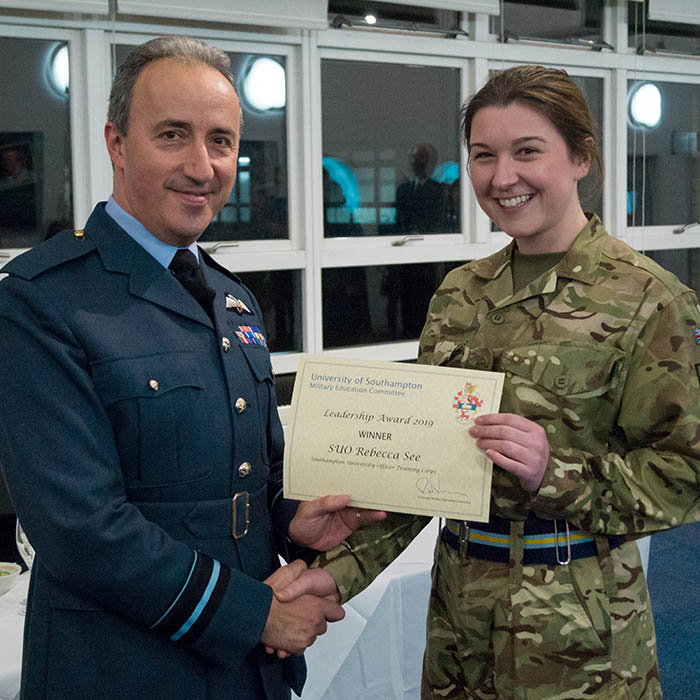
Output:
[{"xmin": 502, "ymin": 344, "xmax": 625, "ymax": 399}]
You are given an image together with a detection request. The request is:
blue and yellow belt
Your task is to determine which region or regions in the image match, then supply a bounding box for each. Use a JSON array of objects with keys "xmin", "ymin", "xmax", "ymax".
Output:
[{"xmin": 443, "ymin": 512, "xmax": 625, "ymax": 565}]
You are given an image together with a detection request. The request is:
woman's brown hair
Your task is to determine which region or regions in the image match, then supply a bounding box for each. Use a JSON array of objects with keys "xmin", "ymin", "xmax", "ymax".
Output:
[{"xmin": 461, "ymin": 65, "xmax": 603, "ymax": 188}]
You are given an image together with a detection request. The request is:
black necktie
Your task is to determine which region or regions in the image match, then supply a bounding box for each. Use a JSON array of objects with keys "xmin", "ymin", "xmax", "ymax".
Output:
[{"xmin": 169, "ymin": 249, "xmax": 216, "ymax": 322}]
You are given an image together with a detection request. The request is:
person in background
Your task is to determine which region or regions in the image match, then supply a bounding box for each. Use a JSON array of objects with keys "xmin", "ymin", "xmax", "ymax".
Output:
[
  {"xmin": 303, "ymin": 65, "xmax": 700, "ymax": 700},
  {"xmin": 0, "ymin": 35, "xmax": 383, "ymax": 700}
]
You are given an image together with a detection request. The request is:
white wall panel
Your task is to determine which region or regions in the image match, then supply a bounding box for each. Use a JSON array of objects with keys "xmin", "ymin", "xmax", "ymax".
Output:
[
  {"xmin": 116, "ymin": 0, "xmax": 328, "ymax": 30},
  {"xmin": 0, "ymin": 1, "xmax": 108, "ymax": 12},
  {"xmin": 649, "ymin": 0, "xmax": 700, "ymax": 25}
]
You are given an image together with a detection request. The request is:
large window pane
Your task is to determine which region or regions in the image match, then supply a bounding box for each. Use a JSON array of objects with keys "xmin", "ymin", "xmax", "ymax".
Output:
[
  {"xmin": 236, "ymin": 269, "xmax": 301, "ymax": 353},
  {"xmin": 627, "ymin": 80, "xmax": 700, "ymax": 227},
  {"xmin": 491, "ymin": 1, "xmax": 603, "ymax": 46},
  {"xmin": 322, "ymin": 60, "xmax": 461, "ymax": 238},
  {"xmin": 113, "ymin": 45, "xmax": 288, "ymax": 241},
  {"xmin": 628, "ymin": 1, "xmax": 700, "ymax": 56},
  {"xmin": 0, "ymin": 37, "xmax": 72, "ymax": 248},
  {"xmin": 328, "ymin": 1, "xmax": 459, "ymax": 32},
  {"xmin": 322, "ymin": 261, "xmax": 464, "ymax": 348},
  {"xmin": 645, "ymin": 249, "xmax": 700, "ymax": 301}
]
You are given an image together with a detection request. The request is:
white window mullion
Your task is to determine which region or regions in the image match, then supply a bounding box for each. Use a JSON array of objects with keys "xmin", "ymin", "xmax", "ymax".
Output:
[{"xmin": 304, "ymin": 29, "xmax": 324, "ymax": 357}]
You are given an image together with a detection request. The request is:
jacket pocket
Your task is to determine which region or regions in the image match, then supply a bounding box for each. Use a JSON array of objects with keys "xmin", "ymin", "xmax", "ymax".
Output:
[
  {"xmin": 500, "ymin": 343, "xmax": 625, "ymax": 433},
  {"xmin": 92, "ymin": 351, "xmax": 211, "ymax": 487}
]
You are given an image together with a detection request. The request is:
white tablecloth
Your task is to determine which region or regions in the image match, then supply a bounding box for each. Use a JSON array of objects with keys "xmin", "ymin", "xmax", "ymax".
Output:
[
  {"xmin": 0, "ymin": 572, "xmax": 28, "ymax": 700},
  {"xmin": 294, "ymin": 521, "xmax": 437, "ymax": 700}
]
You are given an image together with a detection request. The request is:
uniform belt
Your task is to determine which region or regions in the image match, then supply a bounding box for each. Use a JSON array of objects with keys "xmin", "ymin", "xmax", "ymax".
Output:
[
  {"xmin": 132, "ymin": 484, "xmax": 267, "ymax": 541},
  {"xmin": 443, "ymin": 513, "xmax": 625, "ymax": 565}
]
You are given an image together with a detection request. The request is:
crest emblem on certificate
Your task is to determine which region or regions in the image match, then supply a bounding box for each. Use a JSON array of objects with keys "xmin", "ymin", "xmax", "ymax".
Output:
[{"xmin": 453, "ymin": 382, "xmax": 483, "ymax": 423}]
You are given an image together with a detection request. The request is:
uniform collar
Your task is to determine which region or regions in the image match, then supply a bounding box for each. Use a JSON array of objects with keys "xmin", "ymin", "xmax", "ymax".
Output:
[
  {"xmin": 105, "ymin": 196, "xmax": 199, "ymax": 268},
  {"xmin": 469, "ymin": 213, "xmax": 607, "ymax": 287}
]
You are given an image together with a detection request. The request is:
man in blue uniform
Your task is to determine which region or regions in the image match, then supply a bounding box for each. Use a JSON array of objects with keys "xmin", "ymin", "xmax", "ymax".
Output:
[{"xmin": 0, "ymin": 36, "xmax": 379, "ymax": 700}]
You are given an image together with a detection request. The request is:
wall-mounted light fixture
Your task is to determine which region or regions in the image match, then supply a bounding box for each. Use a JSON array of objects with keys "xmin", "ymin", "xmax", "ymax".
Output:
[
  {"xmin": 628, "ymin": 82, "xmax": 662, "ymax": 129},
  {"xmin": 47, "ymin": 43, "xmax": 69, "ymax": 98},
  {"xmin": 364, "ymin": 9, "xmax": 377, "ymax": 24},
  {"xmin": 240, "ymin": 57, "xmax": 286, "ymax": 113}
]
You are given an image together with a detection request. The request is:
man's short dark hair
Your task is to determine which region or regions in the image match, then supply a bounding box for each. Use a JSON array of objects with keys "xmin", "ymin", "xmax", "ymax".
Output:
[{"xmin": 108, "ymin": 35, "xmax": 236, "ymax": 136}]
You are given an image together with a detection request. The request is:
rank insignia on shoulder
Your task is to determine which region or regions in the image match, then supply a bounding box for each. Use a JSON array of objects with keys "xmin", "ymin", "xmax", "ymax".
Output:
[
  {"xmin": 226, "ymin": 294, "xmax": 251, "ymax": 314},
  {"xmin": 235, "ymin": 325, "xmax": 266, "ymax": 346},
  {"xmin": 695, "ymin": 328, "xmax": 700, "ymax": 344}
]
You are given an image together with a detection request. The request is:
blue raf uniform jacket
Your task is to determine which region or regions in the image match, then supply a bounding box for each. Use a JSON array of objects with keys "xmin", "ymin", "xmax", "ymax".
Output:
[{"xmin": 0, "ymin": 203, "xmax": 305, "ymax": 700}]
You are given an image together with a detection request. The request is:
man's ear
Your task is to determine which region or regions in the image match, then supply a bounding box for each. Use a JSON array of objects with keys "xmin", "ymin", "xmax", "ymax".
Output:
[{"xmin": 104, "ymin": 122, "xmax": 124, "ymax": 168}]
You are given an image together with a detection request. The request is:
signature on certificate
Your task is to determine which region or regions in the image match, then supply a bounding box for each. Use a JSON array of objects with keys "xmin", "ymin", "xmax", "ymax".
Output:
[{"xmin": 415, "ymin": 474, "xmax": 469, "ymax": 499}]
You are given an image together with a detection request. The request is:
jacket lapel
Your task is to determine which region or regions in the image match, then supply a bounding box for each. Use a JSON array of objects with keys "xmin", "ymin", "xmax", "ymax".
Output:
[{"xmin": 84, "ymin": 203, "xmax": 213, "ymax": 327}]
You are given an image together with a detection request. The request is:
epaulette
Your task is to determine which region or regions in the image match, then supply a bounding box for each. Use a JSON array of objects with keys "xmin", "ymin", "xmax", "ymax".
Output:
[{"xmin": 2, "ymin": 228, "xmax": 96, "ymax": 281}]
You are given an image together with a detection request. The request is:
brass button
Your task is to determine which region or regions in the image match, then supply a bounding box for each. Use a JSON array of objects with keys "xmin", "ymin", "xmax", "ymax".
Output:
[
  {"xmin": 222, "ymin": 337, "xmax": 231, "ymax": 352},
  {"xmin": 491, "ymin": 312, "xmax": 505, "ymax": 325},
  {"xmin": 73, "ymin": 229, "xmax": 85, "ymax": 239},
  {"xmin": 238, "ymin": 462, "xmax": 252, "ymax": 478},
  {"xmin": 235, "ymin": 397, "xmax": 247, "ymax": 413},
  {"xmin": 149, "ymin": 379, "xmax": 159, "ymax": 391}
]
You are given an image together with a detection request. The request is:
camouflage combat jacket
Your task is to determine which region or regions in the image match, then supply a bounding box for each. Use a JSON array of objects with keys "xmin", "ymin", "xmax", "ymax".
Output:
[{"xmin": 317, "ymin": 215, "xmax": 700, "ymax": 602}]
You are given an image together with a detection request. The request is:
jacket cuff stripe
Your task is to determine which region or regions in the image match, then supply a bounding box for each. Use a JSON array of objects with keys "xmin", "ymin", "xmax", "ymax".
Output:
[
  {"xmin": 176, "ymin": 564, "xmax": 231, "ymax": 645},
  {"xmin": 151, "ymin": 552, "xmax": 228, "ymax": 644},
  {"xmin": 171, "ymin": 560, "xmax": 220, "ymax": 641},
  {"xmin": 149, "ymin": 551, "xmax": 198, "ymax": 630}
]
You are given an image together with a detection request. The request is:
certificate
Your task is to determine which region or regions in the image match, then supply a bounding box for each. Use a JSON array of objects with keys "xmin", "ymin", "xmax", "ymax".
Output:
[{"xmin": 283, "ymin": 356, "xmax": 504, "ymax": 522}]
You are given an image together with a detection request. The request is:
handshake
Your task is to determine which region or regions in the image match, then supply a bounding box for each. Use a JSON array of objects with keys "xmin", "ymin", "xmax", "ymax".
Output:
[
  {"xmin": 260, "ymin": 493, "xmax": 387, "ymax": 658},
  {"xmin": 261, "ymin": 559, "xmax": 343, "ymax": 658}
]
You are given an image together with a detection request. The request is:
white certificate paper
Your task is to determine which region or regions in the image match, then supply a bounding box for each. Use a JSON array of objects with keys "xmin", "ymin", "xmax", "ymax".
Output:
[{"xmin": 283, "ymin": 356, "xmax": 504, "ymax": 522}]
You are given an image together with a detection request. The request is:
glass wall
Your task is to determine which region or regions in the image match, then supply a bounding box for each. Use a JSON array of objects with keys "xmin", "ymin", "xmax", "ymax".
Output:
[
  {"xmin": 0, "ymin": 36, "xmax": 72, "ymax": 248},
  {"xmin": 491, "ymin": 0, "xmax": 603, "ymax": 46},
  {"xmin": 627, "ymin": 80, "xmax": 700, "ymax": 227},
  {"xmin": 322, "ymin": 261, "xmax": 464, "ymax": 349},
  {"xmin": 322, "ymin": 60, "xmax": 461, "ymax": 238}
]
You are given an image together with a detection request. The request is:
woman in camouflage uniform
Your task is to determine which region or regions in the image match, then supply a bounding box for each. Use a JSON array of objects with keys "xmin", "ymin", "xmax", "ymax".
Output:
[{"xmin": 313, "ymin": 66, "xmax": 700, "ymax": 700}]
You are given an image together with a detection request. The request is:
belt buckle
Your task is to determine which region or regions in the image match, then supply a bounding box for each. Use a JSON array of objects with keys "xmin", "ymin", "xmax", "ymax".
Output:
[
  {"xmin": 554, "ymin": 520, "xmax": 571, "ymax": 565},
  {"xmin": 232, "ymin": 491, "xmax": 250, "ymax": 540}
]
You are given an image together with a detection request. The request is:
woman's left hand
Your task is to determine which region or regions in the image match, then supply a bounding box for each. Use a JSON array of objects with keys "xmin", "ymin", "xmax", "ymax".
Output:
[{"xmin": 469, "ymin": 413, "xmax": 550, "ymax": 492}]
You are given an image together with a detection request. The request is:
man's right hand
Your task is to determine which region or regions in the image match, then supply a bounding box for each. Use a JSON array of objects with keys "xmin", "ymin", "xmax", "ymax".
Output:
[{"xmin": 261, "ymin": 560, "xmax": 344, "ymax": 656}]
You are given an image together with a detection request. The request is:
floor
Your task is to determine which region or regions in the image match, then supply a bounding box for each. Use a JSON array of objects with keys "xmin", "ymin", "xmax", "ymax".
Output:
[{"xmin": 646, "ymin": 521, "xmax": 700, "ymax": 698}]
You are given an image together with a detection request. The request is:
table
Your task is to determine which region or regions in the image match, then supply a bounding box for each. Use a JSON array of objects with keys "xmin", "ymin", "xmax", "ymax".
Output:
[
  {"xmin": 294, "ymin": 521, "xmax": 437, "ymax": 700},
  {"xmin": 0, "ymin": 572, "xmax": 28, "ymax": 700}
]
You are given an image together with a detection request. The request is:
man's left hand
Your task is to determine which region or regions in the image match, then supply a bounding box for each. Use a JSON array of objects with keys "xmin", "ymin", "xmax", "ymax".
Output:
[{"xmin": 288, "ymin": 494, "xmax": 387, "ymax": 551}]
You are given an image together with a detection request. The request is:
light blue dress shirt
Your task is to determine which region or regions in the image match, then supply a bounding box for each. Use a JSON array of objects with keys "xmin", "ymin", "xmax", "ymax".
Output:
[{"xmin": 104, "ymin": 196, "xmax": 200, "ymax": 267}]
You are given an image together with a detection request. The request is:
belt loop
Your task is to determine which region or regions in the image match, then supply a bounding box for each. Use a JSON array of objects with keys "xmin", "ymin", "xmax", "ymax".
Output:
[
  {"xmin": 232, "ymin": 491, "xmax": 250, "ymax": 539},
  {"xmin": 458, "ymin": 520, "xmax": 470, "ymax": 559},
  {"xmin": 554, "ymin": 520, "xmax": 572, "ymax": 565}
]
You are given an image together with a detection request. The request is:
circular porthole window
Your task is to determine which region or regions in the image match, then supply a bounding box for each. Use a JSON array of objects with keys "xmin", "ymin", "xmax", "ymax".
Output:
[{"xmin": 628, "ymin": 82, "xmax": 661, "ymax": 129}]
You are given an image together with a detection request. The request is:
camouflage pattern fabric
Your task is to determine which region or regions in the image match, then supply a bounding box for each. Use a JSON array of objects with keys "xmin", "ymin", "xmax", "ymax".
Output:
[
  {"xmin": 422, "ymin": 536, "xmax": 658, "ymax": 700},
  {"xmin": 418, "ymin": 214, "xmax": 700, "ymax": 533},
  {"xmin": 316, "ymin": 215, "xmax": 700, "ymax": 699}
]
